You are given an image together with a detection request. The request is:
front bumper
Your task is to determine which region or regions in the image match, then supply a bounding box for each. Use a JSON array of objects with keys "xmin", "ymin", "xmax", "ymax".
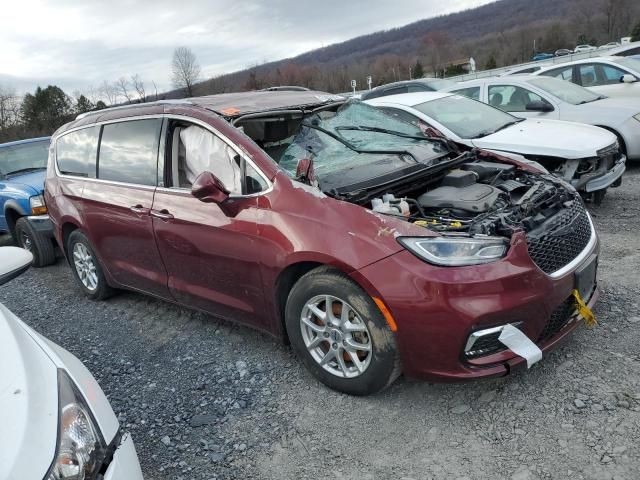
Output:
[
  {"xmin": 103, "ymin": 433, "xmax": 144, "ymax": 480},
  {"xmin": 352, "ymin": 230, "xmax": 599, "ymax": 381},
  {"xmin": 26, "ymin": 214, "xmax": 54, "ymax": 237},
  {"xmin": 583, "ymin": 156, "xmax": 626, "ymax": 193}
]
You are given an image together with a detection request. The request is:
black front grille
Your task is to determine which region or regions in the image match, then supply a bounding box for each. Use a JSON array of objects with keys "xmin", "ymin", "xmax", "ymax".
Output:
[
  {"xmin": 538, "ymin": 297, "xmax": 576, "ymax": 342},
  {"xmin": 526, "ymin": 198, "xmax": 592, "ymax": 274}
]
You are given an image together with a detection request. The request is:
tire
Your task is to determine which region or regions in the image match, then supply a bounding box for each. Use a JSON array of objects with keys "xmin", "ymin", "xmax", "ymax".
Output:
[
  {"xmin": 15, "ymin": 217, "xmax": 56, "ymax": 268},
  {"xmin": 593, "ymin": 189, "xmax": 606, "ymax": 206},
  {"xmin": 67, "ymin": 230, "xmax": 113, "ymax": 300},
  {"xmin": 285, "ymin": 267, "xmax": 401, "ymax": 396}
]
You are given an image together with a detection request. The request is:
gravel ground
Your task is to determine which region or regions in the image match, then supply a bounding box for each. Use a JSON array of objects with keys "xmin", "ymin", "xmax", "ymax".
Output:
[{"xmin": 1, "ymin": 167, "xmax": 640, "ymax": 480}]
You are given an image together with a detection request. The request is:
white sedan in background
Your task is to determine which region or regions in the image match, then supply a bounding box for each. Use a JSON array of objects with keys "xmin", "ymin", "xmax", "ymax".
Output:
[
  {"xmin": 446, "ymin": 75, "xmax": 640, "ymax": 161},
  {"xmin": 0, "ymin": 247, "xmax": 144, "ymax": 480},
  {"xmin": 533, "ymin": 56, "xmax": 640, "ymax": 98},
  {"xmin": 365, "ymin": 91, "xmax": 625, "ymax": 202}
]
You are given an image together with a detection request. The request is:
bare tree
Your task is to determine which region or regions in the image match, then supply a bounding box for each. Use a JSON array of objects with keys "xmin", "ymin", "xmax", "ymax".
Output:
[
  {"xmin": 0, "ymin": 86, "xmax": 21, "ymax": 130},
  {"xmin": 131, "ymin": 74, "xmax": 146, "ymax": 102},
  {"xmin": 116, "ymin": 77, "xmax": 133, "ymax": 103},
  {"xmin": 100, "ymin": 80, "xmax": 118, "ymax": 105},
  {"xmin": 171, "ymin": 46, "xmax": 201, "ymax": 96}
]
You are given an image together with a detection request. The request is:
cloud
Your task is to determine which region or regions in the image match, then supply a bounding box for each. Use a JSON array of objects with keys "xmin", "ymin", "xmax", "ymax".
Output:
[{"xmin": 0, "ymin": 0, "xmax": 492, "ymax": 95}]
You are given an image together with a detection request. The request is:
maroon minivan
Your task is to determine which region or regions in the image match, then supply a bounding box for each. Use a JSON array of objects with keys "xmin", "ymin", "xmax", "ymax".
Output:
[{"xmin": 45, "ymin": 91, "xmax": 599, "ymax": 395}]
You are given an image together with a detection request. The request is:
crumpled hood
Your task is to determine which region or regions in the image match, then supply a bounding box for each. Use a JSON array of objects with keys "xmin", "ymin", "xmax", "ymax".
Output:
[
  {"xmin": 471, "ymin": 118, "xmax": 616, "ymax": 159},
  {"xmin": 3, "ymin": 170, "xmax": 46, "ymax": 196},
  {"xmin": 0, "ymin": 303, "xmax": 58, "ymax": 480}
]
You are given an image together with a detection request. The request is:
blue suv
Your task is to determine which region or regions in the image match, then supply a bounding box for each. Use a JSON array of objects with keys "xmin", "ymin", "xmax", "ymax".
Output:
[{"xmin": 0, "ymin": 137, "xmax": 56, "ymax": 266}]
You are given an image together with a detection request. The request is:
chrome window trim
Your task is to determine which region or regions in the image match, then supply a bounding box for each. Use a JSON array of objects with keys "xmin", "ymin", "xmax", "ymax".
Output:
[
  {"xmin": 547, "ymin": 211, "xmax": 597, "ymax": 279},
  {"xmin": 53, "ymin": 113, "xmax": 274, "ymax": 197}
]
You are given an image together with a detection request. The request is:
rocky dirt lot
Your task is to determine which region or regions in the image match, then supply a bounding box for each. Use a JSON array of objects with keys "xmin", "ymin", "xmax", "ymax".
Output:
[{"xmin": 1, "ymin": 168, "xmax": 639, "ymax": 480}]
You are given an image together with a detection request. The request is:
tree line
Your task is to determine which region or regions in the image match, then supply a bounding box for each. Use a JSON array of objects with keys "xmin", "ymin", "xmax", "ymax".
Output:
[{"xmin": 1, "ymin": 0, "xmax": 639, "ymax": 143}]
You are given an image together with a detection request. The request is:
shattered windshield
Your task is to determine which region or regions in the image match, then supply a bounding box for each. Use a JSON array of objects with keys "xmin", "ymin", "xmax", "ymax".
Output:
[{"xmin": 279, "ymin": 101, "xmax": 448, "ymax": 181}]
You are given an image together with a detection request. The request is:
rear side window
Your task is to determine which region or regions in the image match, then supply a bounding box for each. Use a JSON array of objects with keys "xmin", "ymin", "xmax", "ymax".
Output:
[
  {"xmin": 451, "ymin": 86, "xmax": 480, "ymax": 100},
  {"xmin": 56, "ymin": 127, "xmax": 99, "ymax": 177},
  {"xmin": 543, "ymin": 66, "xmax": 573, "ymax": 81},
  {"xmin": 98, "ymin": 119, "xmax": 161, "ymax": 186}
]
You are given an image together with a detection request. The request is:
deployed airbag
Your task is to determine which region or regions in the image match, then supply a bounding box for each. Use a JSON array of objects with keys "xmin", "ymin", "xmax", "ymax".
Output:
[{"xmin": 180, "ymin": 126, "xmax": 242, "ymax": 193}]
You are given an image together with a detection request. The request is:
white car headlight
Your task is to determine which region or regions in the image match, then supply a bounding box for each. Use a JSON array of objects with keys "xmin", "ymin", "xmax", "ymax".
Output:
[
  {"xmin": 398, "ymin": 236, "xmax": 508, "ymax": 266},
  {"xmin": 46, "ymin": 370, "xmax": 108, "ymax": 480}
]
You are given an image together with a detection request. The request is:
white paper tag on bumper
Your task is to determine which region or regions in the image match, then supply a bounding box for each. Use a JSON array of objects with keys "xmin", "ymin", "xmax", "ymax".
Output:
[{"xmin": 498, "ymin": 324, "xmax": 542, "ymax": 368}]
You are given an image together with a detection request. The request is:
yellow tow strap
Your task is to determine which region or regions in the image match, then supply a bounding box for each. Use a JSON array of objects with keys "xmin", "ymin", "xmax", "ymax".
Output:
[{"xmin": 572, "ymin": 289, "xmax": 597, "ymax": 328}]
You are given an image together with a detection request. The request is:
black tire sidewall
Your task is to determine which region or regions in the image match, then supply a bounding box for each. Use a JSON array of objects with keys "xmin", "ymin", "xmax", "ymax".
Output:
[
  {"xmin": 15, "ymin": 217, "xmax": 55, "ymax": 267},
  {"xmin": 67, "ymin": 230, "xmax": 111, "ymax": 300},
  {"xmin": 285, "ymin": 268, "xmax": 400, "ymax": 396}
]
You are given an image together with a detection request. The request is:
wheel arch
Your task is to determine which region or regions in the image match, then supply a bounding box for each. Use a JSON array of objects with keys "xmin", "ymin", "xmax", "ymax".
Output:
[
  {"xmin": 61, "ymin": 221, "xmax": 81, "ymax": 257},
  {"xmin": 3, "ymin": 201, "xmax": 28, "ymax": 237},
  {"xmin": 273, "ymin": 256, "xmax": 387, "ymax": 344},
  {"xmin": 594, "ymin": 125, "xmax": 627, "ymax": 155}
]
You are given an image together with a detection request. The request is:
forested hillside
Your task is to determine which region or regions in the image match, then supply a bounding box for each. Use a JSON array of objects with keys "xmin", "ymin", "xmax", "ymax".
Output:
[{"xmin": 183, "ymin": 0, "xmax": 639, "ymax": 96}]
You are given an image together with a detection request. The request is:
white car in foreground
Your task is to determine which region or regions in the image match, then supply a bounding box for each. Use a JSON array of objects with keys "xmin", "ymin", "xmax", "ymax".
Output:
[
  {"xmin": 533, "ymin": 56, "xmax": 640, "ymax": 98},
  {"xmin": 365, "ymin": 92, "xmax": 625, "ymax": 202},
  {"xmin": 446, "ymin": 75, "xmax": 640, "ymax": 162},
  {"xmin": 0, "ymin": 247, "xmax": 144, "ymax": 480}
]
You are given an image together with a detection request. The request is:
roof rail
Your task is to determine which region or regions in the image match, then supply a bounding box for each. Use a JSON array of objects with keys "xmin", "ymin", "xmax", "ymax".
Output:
[{"xmin": 75, "ymin": 99, "xmax": 192, "ymax": 120}]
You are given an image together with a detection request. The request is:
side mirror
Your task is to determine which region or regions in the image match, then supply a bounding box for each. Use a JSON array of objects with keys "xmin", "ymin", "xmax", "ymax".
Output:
[
  {"xmin": 0, "ymin": 247, "xmax": 33, "ymax": 286},
  {"xmin": 621, "ymin": 74, "xmax": 636, "ymax": 84},
  {"xmin": 526, "ymin": 100, "xmax": 554, "ymax": 112},
  {"xmin": 191, "ymin": 171, "xmax": 229, "ymax": 204}
]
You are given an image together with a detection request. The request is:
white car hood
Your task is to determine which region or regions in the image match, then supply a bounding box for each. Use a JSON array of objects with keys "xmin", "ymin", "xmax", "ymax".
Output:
[
  {"xmin": 471, "ymin": 118, "xmax": 615, "ymax": 159},
  {"xmin": 0, "ymin": 303, "xmax": 58, "ymax": 480}
]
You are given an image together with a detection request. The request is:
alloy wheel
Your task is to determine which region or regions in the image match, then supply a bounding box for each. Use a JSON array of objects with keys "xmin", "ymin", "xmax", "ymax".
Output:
[
  {"xmin": 300, "ymin": 295, "xmax": 372, "ymax": 378},
  {"xmin": 73, "ymin": 243, "xmax": 98, "ymax": 292}
]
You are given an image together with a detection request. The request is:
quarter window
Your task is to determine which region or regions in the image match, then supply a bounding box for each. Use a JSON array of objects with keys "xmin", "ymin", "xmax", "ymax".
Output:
[
  {"xmin": 450, "ymin": 87, "xmax": 480, "ymax": 100},
  {"xmin": 98, "ymin": 119, "xmax": 161, "ymax": 186},
  {"xmin": 542, "ymin": 66, "xmax": 574, "ymax": 81},
  {"xmin": 56, "ymin": 127, "xmax": 99, "ymax": 177}
]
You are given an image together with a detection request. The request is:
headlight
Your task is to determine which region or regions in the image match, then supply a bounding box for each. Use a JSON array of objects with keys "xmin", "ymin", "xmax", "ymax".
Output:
[
  {"xmin": 398, "ymin": 236, "xmax": 508, "ymax": 266},
  {"xmin": 29, "ymin": 194, "xmax": 47, "ymax": 215},
  {"xmin": 46, "ymin": 370, "xmax": 107, "ymax": 480}
]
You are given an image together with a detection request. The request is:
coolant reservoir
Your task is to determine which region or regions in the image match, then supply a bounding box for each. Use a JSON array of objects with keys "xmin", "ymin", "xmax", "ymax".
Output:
[{"xmin": 372, "ymin": 197, "xmax": 402, "ymax": 215}]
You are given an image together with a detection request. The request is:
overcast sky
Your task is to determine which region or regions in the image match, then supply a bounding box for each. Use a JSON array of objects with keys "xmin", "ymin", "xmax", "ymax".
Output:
[{"xmin": 0, "ymin": 0, "xmax": 493, "ymax": 97}]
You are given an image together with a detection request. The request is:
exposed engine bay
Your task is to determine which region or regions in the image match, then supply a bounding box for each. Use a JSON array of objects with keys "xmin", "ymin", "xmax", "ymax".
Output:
[
  {"xmin": 233, "ymin": 101, "xmax": 582, "ymax": 241},
  {"xmin": 361, "ymin": 155, "xmax": 580, "ymax": 239}
]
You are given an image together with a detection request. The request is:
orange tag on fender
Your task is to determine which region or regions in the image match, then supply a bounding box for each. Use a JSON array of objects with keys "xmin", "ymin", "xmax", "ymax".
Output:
[{"xmin": 572, "ymin": 289, "xmax": 597, "ymax": 328}]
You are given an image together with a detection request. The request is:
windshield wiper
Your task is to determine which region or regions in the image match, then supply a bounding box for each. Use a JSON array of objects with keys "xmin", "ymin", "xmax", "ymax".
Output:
[
  {"xmin": 5, "ymin": 167, "xmax": 46, "ymax": 176},
  {"xmin": 472, "ymin": 120, "xmax": 522, "ymax": 138},
  {"xmin": 301, "ymin": 122, "xmax": 415, "ymax": 157},
  {"xmin": 335, "ymin": 125, "xmax": 428, "ymax": 141},
  {"xmin": 577, "ymin": 95, "xmax": 605, "ymax": 105}
]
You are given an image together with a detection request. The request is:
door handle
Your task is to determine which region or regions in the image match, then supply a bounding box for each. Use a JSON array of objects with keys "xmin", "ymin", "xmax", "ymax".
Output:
[
  {"xmin": 150, "ymin": 209, "xmax": 174, "ymax": 220},
  {"xmin": 130, "ymin": 205, "xmax": 150, "ymax": 214}
]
